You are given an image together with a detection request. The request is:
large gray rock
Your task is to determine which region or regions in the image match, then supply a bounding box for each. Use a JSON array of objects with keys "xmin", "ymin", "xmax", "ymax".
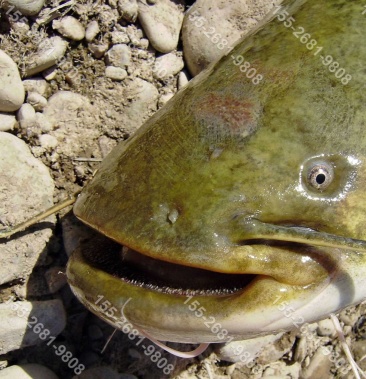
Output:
[
  {"xmin": 2, "ymin": 0, "xmax": 46, "ymax": 16},
  {"xmin": 0, "ymin": 132, "xmax": 54, "ymax": 285},
  {"xmin": 0, "ymin": 300, "xmax": 66, "ymax": 354},
  {"xmin": 0, "ymin": 50, "xmax": 25, "ymax": 112},
  {"xmin": 182, "ymin": 0, "xmax": 281, "ymax": 76},
  {"xmin": 0, "ymin": 364, "xmax": 58, "ymax": 379}
]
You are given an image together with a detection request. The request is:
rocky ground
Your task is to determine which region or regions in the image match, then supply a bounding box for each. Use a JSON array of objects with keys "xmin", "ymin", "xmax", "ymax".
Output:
[{"xmin": 0, "ymin": 0, "xmax": 365, "ymax": 378}]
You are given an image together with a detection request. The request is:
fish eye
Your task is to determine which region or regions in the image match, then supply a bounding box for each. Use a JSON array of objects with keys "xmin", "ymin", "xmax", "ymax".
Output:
[{"xmin": 307, "ymin": 162, "xmax": 334, "ymax": 191}]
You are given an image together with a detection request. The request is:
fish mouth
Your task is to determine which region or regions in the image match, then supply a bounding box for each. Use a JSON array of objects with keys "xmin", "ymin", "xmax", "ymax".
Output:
[
  {"xmin": 83, "ymin": 240, "xmax": 257, "ymax": 296},
  {"xmin": 67, "ymin": 221, "xmax": 366, "ymax": 342},
  {"xmin": 74, "ymin": 218, "xmax": 366, "ymax": 298},
  {"xmin": 77, "ymin": 220, "xmax": 352, "ymax": 297}
]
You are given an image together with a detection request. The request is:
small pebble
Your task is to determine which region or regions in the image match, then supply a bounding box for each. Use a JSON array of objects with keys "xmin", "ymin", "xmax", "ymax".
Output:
[
  {"xmin": 88, "ymin": 43, "xmax": 109, "ymax": 59},
  {"xmin": 294, "ymin": 336, "xmax": 307, "ymax": 363},
  {"xmin": 339, "ymin": 306, "xmax": 360, "ymax": 326},
  {"xmin": 317, "ymin": 318, "xmax": 336, "ymax": 337},
  {"xmin": 0, "ymin": 113, "xmax": 17, "ymax": 131},
  {"xmin": 118, "ymin": 0, "xmax": 139, "ymax": 22},
  {"xmin": 111, "ymin": 31, "xmax": 130, "ymax": 44},
  {"xmin": 27, "ymin": 92, "xmax": 48, "ymax": 111},
  {"xmin": 17, "ymin": 103, "xmax": 36, "ymax": 128},
  {"xmin": 45, "ymin": 267, "xmax": 67, "ymax": 293},
  {"xmin": 52, "ymin": 16, "xmax": 85, "ymax": 41},
  {"xmin": 158, "ymin": 92, "xmax": 174, "ymax": 107},
  {"xmin": 0, "ymin": 363, "xmax": 59, "ymax": 379},
  {"xmin": 0, "ymin": 300, "xmax": 65, "ymax": 354},
  {"xmin": 3, "ymin": 0, "xmax": 46, "ymax": 16},
  {"xmin": 42, "ymin": 66, "xmax": 58, "ymax": 81},
  {"xmin": 138, "ymin": 0, "xmax": 184, "ymax": 53},
  {"xmin": 106, "ymin": 44, "xmax": 131, "ymax": 68},
  {"xmin": 85, "ymin": 20, "xmax": 100, "ymax": 42},
  {"xmin": 87, "ymin": 324, "xmax": 104, "ymax": 340},
  {"xmin": 0, "ymin": 50, "xmax": 25, "ymax": 112},
  {"xmin": 300, "ymin": 347, "xmax": 332, "ymax": 379},
  {"xmin": 105, "ymin": 66, "xmax": 128, "ymax": 81},
  {"xmin": 216, "ymin": 333, "xmax": 285, "ymax": 363},
  {"xmin": 22, "ymin": 78, "xmax": 49, "ymax": 96},
  {"xmin": 153, "ymin": 52, "xmax": 184, "ymax": 81},
  {"xmin": 178, "ymin": 70, "xmax": 190, "ymax": 89},
  {"xmin": 25, "ymin": 36, "xmax": 68, "ymax": 77}
]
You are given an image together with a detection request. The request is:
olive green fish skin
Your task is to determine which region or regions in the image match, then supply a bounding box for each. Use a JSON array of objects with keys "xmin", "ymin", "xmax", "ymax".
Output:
[{"xmin": 68, "ymin": 0, "xmax": 366, "ymax": 342}]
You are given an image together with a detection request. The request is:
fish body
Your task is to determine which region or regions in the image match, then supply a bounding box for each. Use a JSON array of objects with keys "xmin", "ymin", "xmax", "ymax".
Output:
[{"xmin": 68, "ymin": 0, "xmax": 366, "ymax": 343}]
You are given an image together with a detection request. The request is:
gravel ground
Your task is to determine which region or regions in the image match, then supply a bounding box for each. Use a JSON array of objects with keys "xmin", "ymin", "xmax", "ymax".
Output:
[{"xmin": 0, "ymin": 1, "xmax": 365, "ymax": 378}]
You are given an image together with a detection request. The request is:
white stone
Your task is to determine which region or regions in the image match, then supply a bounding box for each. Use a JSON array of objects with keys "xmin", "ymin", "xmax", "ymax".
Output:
[
  {"xmin": 0, "ymin": 132, "xmax": 54, "ymax": 285},
  {"xmin": 0, "ymin": 50, "xmax": 25, "ymax": 112},
  {"xmin": 0, "ymin": 299, "xmax": 65, "ymax": 354},
  {"xmin": 85, "ymin": 20, "xmax": 100, "ymax": 42},
  {"xmin": 106, "ymin": 44, "xmax": 131, "ymax": 68},
  {"xmin": 52, "ymin": 16, "xmax": 85, "ymax": 41},
  {"xmin": 300, "ymin": 347, "xmax": 332, "ymax": 379},
  {"xmin": 317, "ymin": 318, "xmax": 336, "ymax": 337},
  {"xmin": 105, "ymin": 66, "xmax": 128, "ymax": 81},
  {"xmin": 111, "ymin": 31, "xmax": 130, "ymax": 45},
  {"xmin": 153, "ymin": 52, "xmax": 184, "ymax": 80},
  {"xmin": 118, "ymin": 0, "xmax": 139, "ymax": 22},
  {"xmin": 158, "ymin": 92, "xmax": 174, "ymax": 107},
  {"xmin": 17, "ymin": 103, "xmax": 36, "ymax": 128},
  {"xmin": 182, "ymin": 0, "xmax": 281, "ymax": 75},
  {"xmin": 138, "ymin": 0, "xmax": 184, "ymax": 53},
  {"xmin": 25, "ymin": 36, "xmax": 68, "ymax": 77},
  {"xmin": 88, "ymin": 43, "xmax": 109, "ymax": 59},
  {"xmin": 42, "ymin": 66, "xmax": 58, "ymax": 81},
  {"xmin": 26, "ymin": 92, "xmax": 48, "ymax": 111},
  {"xmin": 216, "ymin": 333, "xmax": 285, "ymax": 363},
  {"xmin": 38, "ymin": 134, "xmax": 58, "ymax": 150},
  {"xmin": 178, "ymin": 70, "xmax": 189, "ymax": 89},
  {"xmin": 3, "ymin": 0, "xmax": 46, "ymax": 16},
  {"xmin": 22, "ymin": 78, "xmax": 49, "ymax": 96},
  {"xmin": 0, "ymin": 113, "xmax": 17, "ymax": 131},
  {"xmin": 0, "ymin": 364, "xmax": 59, "ymax": 379}
]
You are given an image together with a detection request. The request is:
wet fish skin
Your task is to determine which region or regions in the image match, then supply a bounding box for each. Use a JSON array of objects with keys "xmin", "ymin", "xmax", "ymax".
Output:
[{"xmin": 68, "ymin": 0, "xmax": 366, "ymax": 343}]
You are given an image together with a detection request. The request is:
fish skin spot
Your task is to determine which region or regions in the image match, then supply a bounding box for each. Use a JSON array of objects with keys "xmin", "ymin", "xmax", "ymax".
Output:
[{"xmin": 194, "ymin": 93, "xmax": 260, "ymax": 143}]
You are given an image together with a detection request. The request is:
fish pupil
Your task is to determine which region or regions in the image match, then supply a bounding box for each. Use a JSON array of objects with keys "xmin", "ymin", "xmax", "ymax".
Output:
[
  {"xmin": 305, "ymin": 161, "xmax": 334, "ymax": 191},
  {"xmin": 316, "ymin": 173, "xmax": 326, "ymax": 185}
]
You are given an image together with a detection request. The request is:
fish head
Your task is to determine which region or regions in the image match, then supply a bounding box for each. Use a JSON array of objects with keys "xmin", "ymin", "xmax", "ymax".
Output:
[{"xmin": 68, "ymin": 0, "xmax": 366, "ymax": 343}]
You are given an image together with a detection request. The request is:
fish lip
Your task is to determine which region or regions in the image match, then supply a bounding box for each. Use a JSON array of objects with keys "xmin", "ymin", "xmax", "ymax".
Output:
[
  {"xmin": 81, "ymin": 235, "xmax": 257, "ymax": 296},
  {"xmin": 238, "ymin": 217, "xmax": 366, "ymax": 253},
  {"xmin": 78, "ymin": 231, "xmax": 327, "ymax": 297}
]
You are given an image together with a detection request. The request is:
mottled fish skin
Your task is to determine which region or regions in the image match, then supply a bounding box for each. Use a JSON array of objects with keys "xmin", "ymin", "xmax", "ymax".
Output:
[{"xmin": 68, "ymin": 0, "xmax": 366, "ymax": 343}]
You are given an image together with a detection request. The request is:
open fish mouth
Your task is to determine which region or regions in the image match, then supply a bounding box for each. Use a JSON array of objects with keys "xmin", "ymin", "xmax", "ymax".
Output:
[
  {"xmin": 81, "ymin": 236, "xmax": 257, "ymax": 296},
  {"xmin": 78, "ymin": 218, "xmax": 366, "ymax": 296},
  {"xmin": 73, "ymin": 219, "xmax": 366, "ymax": 297},
  {"xmin": 67, "ymin": 221, "xmax": 366, "ymax": 342}
]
